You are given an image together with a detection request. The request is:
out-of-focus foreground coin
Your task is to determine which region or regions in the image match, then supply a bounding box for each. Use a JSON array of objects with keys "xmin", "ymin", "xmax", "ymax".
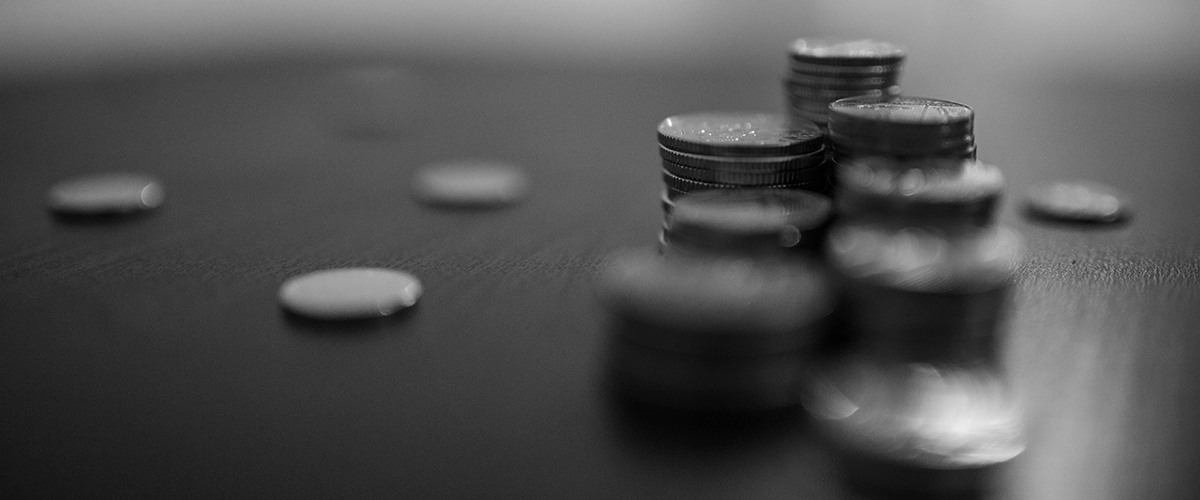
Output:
[
  {"xmin": 46, "ymin": 173, "xmax": 165, "ymax": 215},
  {"xmin": 279, "ymin": 267, "xmax": 422, "ymax": 321},
  {"xmin": 411, "ymin": 160, "xmax": 529, "ymax": 208},
  {"xmin": 1024, "ymin": 180, "xmax": 1129, "ymax": 223}
]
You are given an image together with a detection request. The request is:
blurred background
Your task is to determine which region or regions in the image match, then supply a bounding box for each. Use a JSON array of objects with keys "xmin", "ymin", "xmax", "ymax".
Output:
[{"xmin": 3, "ymin": 0, "xmax": 1199, "ymax": 88}]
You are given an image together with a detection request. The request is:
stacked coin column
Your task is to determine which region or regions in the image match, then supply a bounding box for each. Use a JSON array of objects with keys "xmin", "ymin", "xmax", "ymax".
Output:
[
  {"xmin": 803, "ymin": 157, "xmax": 1024, "ymax": 497},
  {"xmin": 656, "ymin": 112, "xmax": 829, "ymax": 219},
  {"xmin": 596, "ymin": 191, "xmax": 835, "ymax": 413},
  {"xmin": 783, "ymin": 38, "xmax": 906, "ymax": 129},
  {"xmin": 827, "ymin": 96, "xmax": 977, "ymax": 165}
]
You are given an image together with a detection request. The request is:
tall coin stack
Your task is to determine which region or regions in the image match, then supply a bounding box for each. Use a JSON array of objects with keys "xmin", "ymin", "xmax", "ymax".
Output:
[
  {"xmin": 827, "ymin": 96, "xmax": 976, "ymax": 165},
  {"xmin": 656, "ymin": 112, "xmax": 828, "ymax": 215},
  {"xmin": 804, "ymin": 156, "xmax": 1024, "ymax": 498},
  {"xmin": 597, "ymin": 192, "xmax": 834, "ymax": 412},
  {"xmin": 784, "ymin": 38, "xmax": 906, "ymax": 129}
]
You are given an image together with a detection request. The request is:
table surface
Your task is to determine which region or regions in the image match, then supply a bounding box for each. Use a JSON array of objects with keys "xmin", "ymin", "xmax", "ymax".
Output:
[{"xmin": 2, "ymin": 59, "xmax": 1199, "ymax": 499}]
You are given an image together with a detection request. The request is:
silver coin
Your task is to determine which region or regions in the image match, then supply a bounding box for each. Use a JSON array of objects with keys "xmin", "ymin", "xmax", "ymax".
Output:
[
  {"xmin": 46, "ymin": 173, "xmax": 165, "ymax": 215},
  {"xmin": 412, "ymin": 160, "xmax": 529, "ymax": 208},
  {"xmin": 657, "ymin": 112, "xmax": 824, "ymax": 157},
  {"xmin": 279, "ymin": 267, "xmax": 422, "ymax": 320},
  {"xmin": 1024, "ymin": 180, "xmax": 1129, "ymax": 223}
]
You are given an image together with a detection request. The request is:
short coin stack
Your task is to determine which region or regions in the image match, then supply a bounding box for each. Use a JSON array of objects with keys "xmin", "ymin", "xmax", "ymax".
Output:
[
  {"xmin": 784, "ymin": 38, "xmax": 906, "ymax": 128},
  {"xmin": 827, "ymin": 96, "xmax": 976, "ymax": 164},
  {"xmin": 597, "ymin": 249, "xmax": 832, "ymax": 413},
  {"xmin": 656, "ymin": 112, "xmax": 828, "ymax": 212},
  {"xmin": 804, "ymin": 156, "xmax": 1023, "ymax": 497}
]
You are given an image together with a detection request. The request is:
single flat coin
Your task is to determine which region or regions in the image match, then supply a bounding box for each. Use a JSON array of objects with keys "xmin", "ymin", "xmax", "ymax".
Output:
[
  {"xmin": 788, "ymin": 59, "xmax": 904, "ymax": 77},
  {"xmin": 659, "ymin": 145, "xmax": 826, "ymax": 172},
  {"xmin": 1024, "ymin": 181, "xmax": 1129, "ymax": 223},
  {"xmin": 412, "ymin": 160, "xmax": 529, "ymax": 208},
  {"xmin": 828, "ymin": 96, "xmax": 973, "ymax": 131},
  {"xmin": 46, "ymin": 173, "xmax": 164, "ymax": 215},
  {"xmin": 788, "ymin": 38, "xmax": 907, "ymax": 66},
  {"xmin": 657, "ymin": 112, "xmax": 824, "ymax": 157},
  {"xmin": 662, "ymin": 159, "xmax": 828, "ymax": 186},
  {"xmin": 279, "ymin": 268, "xmax": 422, "ymax": 320}
]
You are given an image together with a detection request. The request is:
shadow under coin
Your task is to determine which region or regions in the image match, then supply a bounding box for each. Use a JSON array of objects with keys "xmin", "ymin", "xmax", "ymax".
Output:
[
  {"xmin": 50, "ymin": 210, "xmax": 157, "ymax": 226},
  {"xmin": 281, "ymin": 305, "xmax": 419, "ymax": 337}
]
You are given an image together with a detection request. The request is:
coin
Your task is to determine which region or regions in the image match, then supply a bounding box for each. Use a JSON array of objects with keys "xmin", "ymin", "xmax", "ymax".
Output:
[
  {"xmin": 663, "ymin": 169, "xmax": 827, "ymax": 194},
  {"xmin": 788, "ymin": 59, "xmax": 904, "ymax": 77},
  {"xmin": 657, "ymin": 112, "xmax": 824, "ymax": 157},
  {"xmin": 595, "ymin": 248, "xmax": 834, "ymax": 336},
  {"xmin": 46, "ymin": 173, "xmax": 165, "ymax": 215},
  {"xmin": 788, "ymin": 38, "xmax": 907, "ymax": 66},
  {"xmin": 278, "ymin": 267, "xmax": 422, "ymax": 320},
  {"xmin": 826, "ymin": 223, "xmax": 1023, "ymax": 294},
  {"xmin": 411, "ymin": 160, "xmax": 528, "ymax": 208},
  {"xmin": 659, "ymin": 145, "xmax": 826, "ymax": 172},
  {"xmin": 835, "ymin": 157, "xmax": 1004, "ymax": 226},
  {"xmin": 785, "ymin": 74, "xmax": 901, "ymax": 91},
  {"xmin": 828, "ymin": 96, "xmax": 973, "ymax": 134},
  {"xmin": 663, "ymin": 160, "xmax": 828, "ymax": 186},
  {"xmin": 1024, "ymin": 180, "xmax": 1129, "ymax": 223},
  {"xmin": 666, "ymin": 188, "xmax": 833, "ymax": 254},
  {"xmin": 785, "ymin": 84, "xmax": 900, "ymax": 102}
]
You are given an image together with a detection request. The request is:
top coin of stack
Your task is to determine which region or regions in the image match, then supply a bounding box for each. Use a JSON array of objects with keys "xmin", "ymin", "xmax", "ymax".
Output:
[
  {"xmin": 656, "ymin": 112, "xmax": 829, "ymax": 205},
  {"xmin": 784, "ymin": 38, "xmax": 907, "ymax": 128},
  {"xmin": 828, "ymin": 96, "xmax": 975, "ymax": 162}
]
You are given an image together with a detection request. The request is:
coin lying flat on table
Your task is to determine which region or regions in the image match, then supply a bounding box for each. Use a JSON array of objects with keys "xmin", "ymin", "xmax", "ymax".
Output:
[
  {"xmin": 46, "ymin": 173, "xmax": 164, "ymax": 215},
  {"xmin": 279, "ymin": 268, "xmax": 423, "ymax": 320},
  {"xmin": 411, "ymin": 160, "xmax": 529, "ymax": 208},
  {"xmin": 1024, "ymin": 180, "xmax": 1129, "ymax": 223}
]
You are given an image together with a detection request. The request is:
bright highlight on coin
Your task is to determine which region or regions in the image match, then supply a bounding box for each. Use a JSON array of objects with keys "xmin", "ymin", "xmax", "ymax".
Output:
[
  {"xmin": 1024, "ymin": 180, "xmax": 1129, "ymax": 223},
  {"xmin": 46, "ymin": 173, "xmax": 165, "ymax": 215},
  {"xmin": 411, "ymin": 160, "xmax": 529, "ymax": 208},
  {"xmin": 279, "ymin": 268, "xmax": 422, "ymax": 321}
]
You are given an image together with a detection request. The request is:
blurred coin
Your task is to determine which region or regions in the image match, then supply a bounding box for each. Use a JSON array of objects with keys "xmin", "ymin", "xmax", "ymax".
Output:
[
  {"xmin": 1024, "ymin": 180, "xmax": 1129, "ymax": 223},
  {"xmin": 317, "ymin": 64, "xmax": 425, "ymax": 140},
  {"xmin": 657, "ymin": 112, "xmax": 823, "ymax": 157},
  {"xmin": 279, "ymin": 267, "xmax": 422, "ymax": 320},
  {"xmin": 666, "ymin": 188, "xmax": 832, "ymax": 254},
  {"xmin": 804, "ymin": 357, "xmax": 1023, "ymax": 496},
  {"xmin": 412, "ymin": 160, "xmax": 529, "ymax": 208},
  {"xmin": 46, "ymin": 173, "xmax": 164, "ymax": 215},
  {"xmin": 788, "ymin": 38, "xmax": 907, "ymax": 66},
  {"xmin": 835, "ymin": 157, "xmax": 1003, "ymax": 225},
  {"xmin": 595, "ymin": 247, "xmax": 834, "ymax": 336}
]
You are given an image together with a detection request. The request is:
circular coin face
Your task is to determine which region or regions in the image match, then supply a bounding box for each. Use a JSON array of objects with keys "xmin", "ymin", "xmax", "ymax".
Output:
[
  {"xmin": 279, "ymin": 268, "xmax": 422, "ymax": 320},
  {"xmin": 46, "ymin": 173, "xmax": 165, "ymax": 215},
  {"xmin": 1024, "ymin": 181, "xmax": 1129, "ymax": 223},
  {"xmin": 412, "ymin": 160, "xmax": 529, "ymax": 207},
  {"xmin": 788, "ymin": 38, "xmax": 907, "ymax": 66},
  {"xmin": 657, "ymin": 112, "xmax": 824, "ymax": 157}
]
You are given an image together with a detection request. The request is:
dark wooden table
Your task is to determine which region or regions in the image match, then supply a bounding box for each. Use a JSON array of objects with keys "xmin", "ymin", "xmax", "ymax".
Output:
[{"xmin": 2, "ymin": 58, "xmax": 1198, "ymax": 499}]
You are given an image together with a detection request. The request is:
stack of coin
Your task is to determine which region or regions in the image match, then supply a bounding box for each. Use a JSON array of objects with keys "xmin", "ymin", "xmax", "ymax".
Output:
[
  {"xmin": 803, "ymin": 156, "xmax": 1024, "ymax": 497},
  {"xmin": 597, "ymin": 248, "xmax": 833, "ymax": 412},
  {"xmin": 784, "ymin": 38, "xmax": 906, "ymax": 128},
  {"xmin": 656, "ymin": 112, "xmax": 829, "ymax": 209},
  {"xmin": 827, "ymin": 96, "xmax": 975, "ymax": 164},
  {"xmin": 659, "ymin": 189, "xmax": 833, "ymax": 256}
]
